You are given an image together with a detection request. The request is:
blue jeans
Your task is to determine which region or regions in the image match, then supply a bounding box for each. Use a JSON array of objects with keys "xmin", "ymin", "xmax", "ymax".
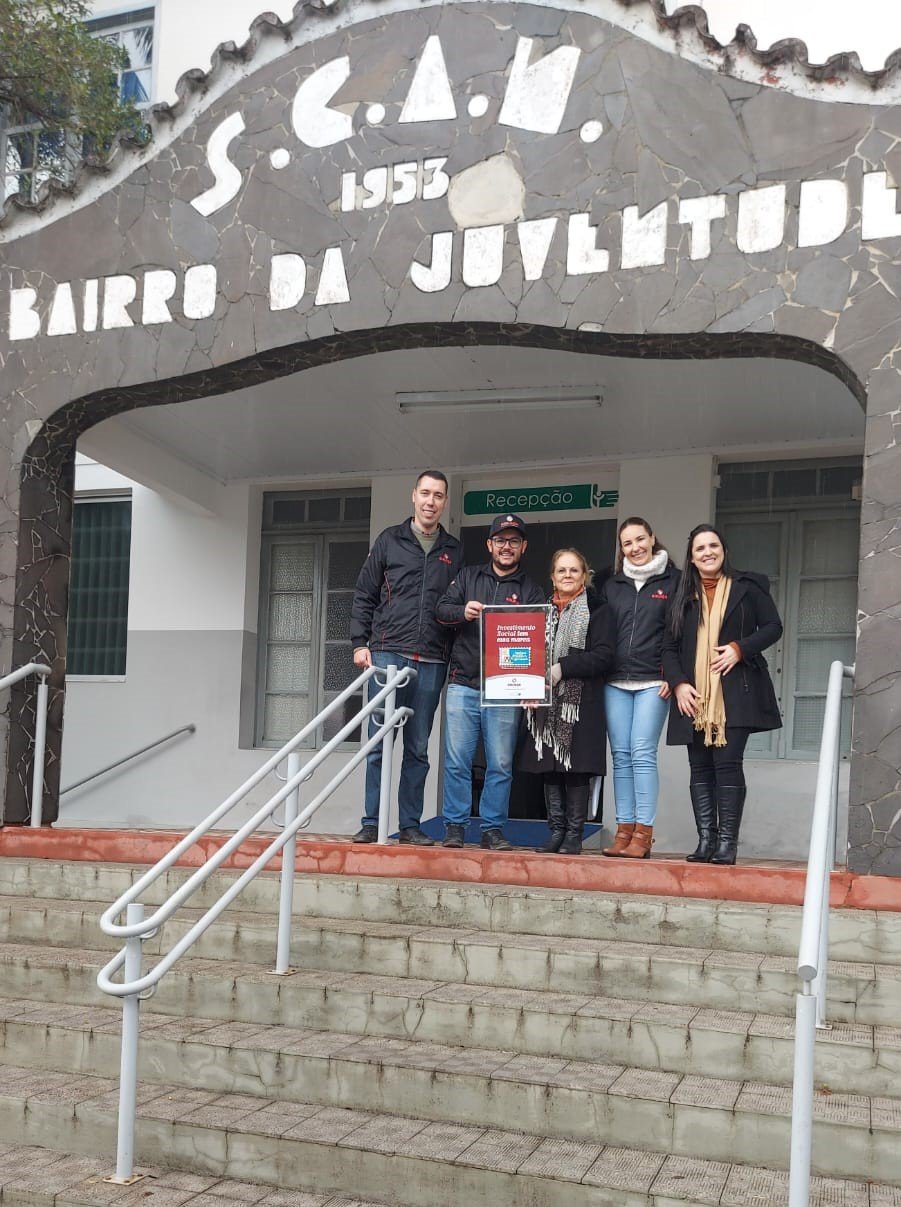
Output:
[
  {"xmin": 361, "ymin": 653, "xmax": 447, "ymax": 832},
  {"xmin": 442, "ymin": 684, "xmax": 521, "ymax": 832},
  {"xmin": 604, "ymin": 684, "xmax": 669, "ymax": 826}
]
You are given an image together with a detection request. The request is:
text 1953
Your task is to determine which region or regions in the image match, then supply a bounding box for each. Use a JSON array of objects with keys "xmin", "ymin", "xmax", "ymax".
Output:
[{"xmin": 340, "ymin": 158, "xmax": 450, "ymax": 212}]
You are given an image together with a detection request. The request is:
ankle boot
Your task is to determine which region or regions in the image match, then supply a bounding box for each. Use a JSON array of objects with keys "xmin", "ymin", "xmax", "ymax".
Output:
[
  {"xmin": 559, "ymin": 783, "xmax": 590, "ymax": 855},
  {"xmin": 602, "ymin": 823, "xmax": 636, "ymax": 858},
  {"xmin": 540, "ymin": 780, "xmax": 567, "ymax": 853},
  {"xmin": 711, "ymin": 785, "xmax": 746, "ymax": 865},
  {"xmin": 620, "ymin": 823, "xmax": 654, "ymax": 859},
  {"xmin": 686, "ymin": 781, "xmax": 718, "ymax": 862}
]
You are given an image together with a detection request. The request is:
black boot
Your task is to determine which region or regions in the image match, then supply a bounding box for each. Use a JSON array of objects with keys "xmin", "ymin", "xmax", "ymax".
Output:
[
  {"xmin": 686, "ymin": 781, "xmax": 718, "ymax": 863},
  {"xmin": 540, "ymin": 780, "xmax": 567, "ymax": 853},
  {"xmin": 559, "ymin": 783, "xmax": 590, "ymax": 855},
  {"xmin": 711, "ymin": 785, "xmax": 746, "ymax": 865}
]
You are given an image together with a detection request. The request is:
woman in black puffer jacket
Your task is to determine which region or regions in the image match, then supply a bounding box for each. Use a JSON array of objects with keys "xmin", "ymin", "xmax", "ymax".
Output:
[{"xmin": 599, "ymin": 517, "xmax": 680, "ymax": 860}]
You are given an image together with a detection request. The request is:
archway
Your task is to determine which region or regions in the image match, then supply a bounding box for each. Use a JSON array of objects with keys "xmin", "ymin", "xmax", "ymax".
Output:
[{"xmin": 6, "ymin": 323, "xmax": 865, "ymax": 851}]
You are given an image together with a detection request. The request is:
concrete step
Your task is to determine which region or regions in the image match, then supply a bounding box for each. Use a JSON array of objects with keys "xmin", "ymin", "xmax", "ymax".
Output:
[
  {"xmin": 2, "ymin": 899, "xmax": 900, "ymax": 1026},
  {"xmin": 0, "ymin": 1140, "xmax": 390, "ymax": 1207},
  {"xmin": 3, "ymin": 859, "xmax": 901, "ymax": 964},
  {"xmin": 273, "ymin": 915, "xmax": 901, "ymax": 1027},
  {"xmin": 1, "ymin": 1002, "xmax": 900, "ymax": 1181},
  {"xmin": 0, "ymin": 1067, "xmax": 895, "ymax": 1205},
  {"xmin": 2, "ymin": 945, "xmax": 900, "ymax": 1100}
]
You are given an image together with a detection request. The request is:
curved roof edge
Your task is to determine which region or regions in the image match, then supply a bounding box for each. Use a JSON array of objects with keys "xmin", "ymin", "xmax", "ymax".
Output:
[{"xmin": 3, "ymin": 0, "xmax": 900, "ymax": 238}]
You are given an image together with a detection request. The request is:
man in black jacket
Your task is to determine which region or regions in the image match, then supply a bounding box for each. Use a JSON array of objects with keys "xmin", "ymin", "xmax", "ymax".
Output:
[
  {"xmin": 350, "ymin": 470, "xmax": 464, "ymax": 844},
  {"xmin": 436, "ymin": 515, "xmax": 545, "ymax": 850}
]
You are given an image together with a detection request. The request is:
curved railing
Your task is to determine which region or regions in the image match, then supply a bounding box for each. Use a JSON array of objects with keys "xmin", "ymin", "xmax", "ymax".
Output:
[
  {"xmin": 789, "ymin": 660, "xmax": 854, "ymax": 1207},
  {"xmin": 0, "ymin": 663, "xmax": 51, "ymax": 826},
  {"xmin": 95, "ymin": 662, "xmax": 415, "ymax": 1183}
]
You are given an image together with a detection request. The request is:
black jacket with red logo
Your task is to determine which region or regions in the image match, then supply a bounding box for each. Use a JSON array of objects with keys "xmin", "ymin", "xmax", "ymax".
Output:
[
  {"xmin": 600, "ymin": 559, "xmax": 681, "ymax": 683},
  {"xmin": 351, "ymin": 520, "xmax": 464, "ymax": 662},
  {"xmin": 436, "ymin": 563, "xmax": 546, "ymax": 690}
]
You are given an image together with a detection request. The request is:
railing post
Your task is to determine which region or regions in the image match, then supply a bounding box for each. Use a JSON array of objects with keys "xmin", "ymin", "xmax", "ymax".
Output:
[
  {"xmin": 814, "ymin": 871, "xmax": 829, "ymax": 1029},
  {"xmin": 274, "ymin": 750, "xmax": 301, "ymax": 975},
  {"xmin": 789, "ymin": 987, "xmax": 817, "ymax": 1207},
  {"xmin": 29, "ymin": 674, "xmax": 49, "ymax": 828},
  {"xmin": 377, "ymin": 664, "xmax": 398, "ymax": 845},
  {"xmin": 108, "ymin": 903, "xmax": 145, "ymax": 1185},
  {"xmin": 814, "ymin": 683, "xmax": 843, "ymax": 1030}
]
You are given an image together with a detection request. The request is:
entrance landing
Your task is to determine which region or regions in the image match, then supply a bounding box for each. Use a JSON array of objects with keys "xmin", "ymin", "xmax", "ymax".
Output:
[{"xmin": 1, "ymin": 827, "xmax": 900, "ymax": 911}]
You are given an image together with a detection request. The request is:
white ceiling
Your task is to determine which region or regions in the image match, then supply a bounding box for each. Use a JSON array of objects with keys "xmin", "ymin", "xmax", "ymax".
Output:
[{"xmin": 91, "ymin": 345, "xmax": 864, "ymax": 483}]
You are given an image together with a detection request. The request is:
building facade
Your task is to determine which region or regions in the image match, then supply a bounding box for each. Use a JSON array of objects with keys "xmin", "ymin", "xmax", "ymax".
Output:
[{"xmin": 0, "ymin": 0, "xmax": 898, "ymax": 871}]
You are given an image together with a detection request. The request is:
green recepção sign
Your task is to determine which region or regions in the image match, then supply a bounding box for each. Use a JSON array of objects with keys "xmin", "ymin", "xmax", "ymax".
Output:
[{"xmin": 463, "ymin": 485, "xmax": 619, "ymax": 516}]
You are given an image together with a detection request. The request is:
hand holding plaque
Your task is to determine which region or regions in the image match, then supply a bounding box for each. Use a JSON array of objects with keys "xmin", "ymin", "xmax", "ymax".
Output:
[{"xmin": 480, "ymin": 605, "xmax": 552, "ymax": 707}]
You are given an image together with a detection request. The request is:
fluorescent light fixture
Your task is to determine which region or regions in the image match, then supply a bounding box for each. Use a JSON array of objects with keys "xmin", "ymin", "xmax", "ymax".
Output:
[{"xmin": 396, "ymin": 386, "xmax": 603, "ymax": 414}]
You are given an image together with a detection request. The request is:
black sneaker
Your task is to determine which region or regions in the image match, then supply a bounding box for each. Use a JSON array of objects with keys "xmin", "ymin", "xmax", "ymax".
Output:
[
  {"xmin": 442, "ymin": 824, "xmax": 466, "ymax": 848},
  {"xmin": 398, "ymin": 827, "xmax": 435, "ymax": 846},
  {"xmin": 480, "ymin": 828, "xmax": 512, "ymax": 851},
  {"xmin": 352, "ymin": 825, "xmax": 378, "ymax": 844}
]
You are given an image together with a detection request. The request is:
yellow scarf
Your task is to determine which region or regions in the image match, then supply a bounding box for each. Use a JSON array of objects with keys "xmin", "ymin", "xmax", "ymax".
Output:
[{"xmin": 694, "ymin": 576, "xmax": 731, "ymax": 747}]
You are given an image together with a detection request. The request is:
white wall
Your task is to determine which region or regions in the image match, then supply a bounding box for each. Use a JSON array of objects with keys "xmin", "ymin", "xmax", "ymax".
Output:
[
  {"xmin": 616, "ymin": 454, "xmax": 716, "ymax": 563},
  {"xmin": 63, "ymin": 461, "xmax": 274, "ymax": 829},
  {"xmin": 73, "ymin": 453, "xmax": 134, "ymax": 494},
  {"xmin": 60, "ymin": 463, "xmax": 431, "ymax": 834},
  {"xmin": 127, "ymin": 484, "xmax": 255, "ymax": 632}
]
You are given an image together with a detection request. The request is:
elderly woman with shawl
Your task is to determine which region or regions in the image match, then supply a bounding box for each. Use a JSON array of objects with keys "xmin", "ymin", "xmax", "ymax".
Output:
[
  {"xmin": 519, "ymin": 548, "xmax": 615, "ymax": 855},
  {"xmin": 662, "ymin": 525, "xmax": 782, "ymax": 865}
]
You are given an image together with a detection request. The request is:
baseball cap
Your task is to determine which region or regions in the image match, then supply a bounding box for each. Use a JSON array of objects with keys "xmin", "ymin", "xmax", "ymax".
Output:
[{"xmin": 489, "ymin": 514, "xmax": 528, "ymax": 538}]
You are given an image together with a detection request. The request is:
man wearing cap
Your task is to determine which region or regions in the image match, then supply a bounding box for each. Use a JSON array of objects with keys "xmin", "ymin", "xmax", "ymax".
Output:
[
  {"xmin": 350, "ymin": 469, "xmax": 464, "ymax": 845},
  {"xmin": 436, "ymin": 515, "xmax": 545, "ymax": 849}
]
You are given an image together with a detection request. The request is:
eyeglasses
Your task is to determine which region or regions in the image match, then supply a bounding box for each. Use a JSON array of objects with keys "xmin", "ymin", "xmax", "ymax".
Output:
[{"xmin": 492, "ymin": 536, "xmax": 523, "ymax": 547}]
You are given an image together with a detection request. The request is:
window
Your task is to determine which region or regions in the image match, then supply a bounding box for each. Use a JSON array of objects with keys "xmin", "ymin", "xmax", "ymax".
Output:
[
  {"xmin": 257, "ymin": 491, "xmax": 371, "ymax": 748},
  {"xmin": 67, "ymin": 497, "xmax": 132, "ymax": 676},
  {"xmin": 86, "ymin": 9, "xmax": 155, "ymax": 107},
  {"xmin": 2, "ymin": 124, "xmax": 77, "ymax": 204},
  {"xmin": 718, "ymin": 459, "xmax": 859, "ymax": 759},
  {"xmin": 2, "ymin": 8, "xmax": 154, "ymax": 202}
]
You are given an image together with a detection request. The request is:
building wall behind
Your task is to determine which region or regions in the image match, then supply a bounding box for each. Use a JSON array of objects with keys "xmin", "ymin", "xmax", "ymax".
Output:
[
  {"xmin": 60, "ymin": 458, "xmax": 846, "ymax": 861},
  {"xmin": 61, "ymin": 465, "xmax": 276, "ymax": 830},
  {"xmin": 61, "ymin": 466, "xmax": 413, "ymax": 834},
  {"xmin": 616, "ymin": 455, "xmax": 716, "ymax": 561},
  {"xmin": 86, "ymin": 0, "xmax": 901, "ymax": 110},
  {"xmin": 66, "ymin": 0, "xmax": 869, "ymax": 848}
]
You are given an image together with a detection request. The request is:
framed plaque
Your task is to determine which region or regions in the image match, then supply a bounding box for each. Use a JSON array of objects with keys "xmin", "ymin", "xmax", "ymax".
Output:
[{"xmin": 480, "ymin": 604, "xmax": 552, "ymax": 706}]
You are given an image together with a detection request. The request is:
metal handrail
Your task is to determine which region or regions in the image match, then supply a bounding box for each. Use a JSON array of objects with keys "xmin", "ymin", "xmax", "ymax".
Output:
[
  {"xmin": 95, "ymin": 661, "xmax": 414, "ymax": 1184},
  {"xmin": 789, "ymin": 660, "xmax": 854, "ymax": 1207},
  {"xmin": 0, "ymin": 662, "xmax": 51, "ymax": 827},
  {"xmin": 60, "ymin": 724, "xmax": 196, "ymax": 796}
]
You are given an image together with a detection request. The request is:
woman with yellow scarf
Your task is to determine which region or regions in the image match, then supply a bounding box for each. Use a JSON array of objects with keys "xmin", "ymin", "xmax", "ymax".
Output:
[{"xmin": 663, "ymin": 525, "xmax": 782, "ymax": 865}]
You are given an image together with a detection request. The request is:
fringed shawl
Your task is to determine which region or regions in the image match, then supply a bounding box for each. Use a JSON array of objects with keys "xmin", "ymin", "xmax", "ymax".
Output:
[{"xmin": 525, "ymin": 590, "xmax": 591, "ymax": 769}]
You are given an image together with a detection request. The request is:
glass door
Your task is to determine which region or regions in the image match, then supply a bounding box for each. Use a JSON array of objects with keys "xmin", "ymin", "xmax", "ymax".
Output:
[
  {"xmin": 720, "ymin": 507, "xmax": 859, "ymax": 760},
  {"xmin": 785, "ymin": 512, "xmax": 857, "ymax": 759}
]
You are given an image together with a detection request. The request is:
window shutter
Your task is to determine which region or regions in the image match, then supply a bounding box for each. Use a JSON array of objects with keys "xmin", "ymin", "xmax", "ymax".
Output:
[{"xmin": 68, "ymin": 499, "xmax": 132, "ymax": 676}]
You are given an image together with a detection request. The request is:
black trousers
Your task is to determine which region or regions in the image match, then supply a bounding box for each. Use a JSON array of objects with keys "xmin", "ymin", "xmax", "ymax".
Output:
[{"xmin": 686, "ymin": 728, "xmax": 751, "ymax": 789}]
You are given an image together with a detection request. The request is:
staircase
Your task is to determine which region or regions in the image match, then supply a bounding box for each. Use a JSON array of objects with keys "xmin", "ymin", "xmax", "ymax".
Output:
[{"xmin": 0, "ymin": 855, "xmax": 900, "ymax": 1206}]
